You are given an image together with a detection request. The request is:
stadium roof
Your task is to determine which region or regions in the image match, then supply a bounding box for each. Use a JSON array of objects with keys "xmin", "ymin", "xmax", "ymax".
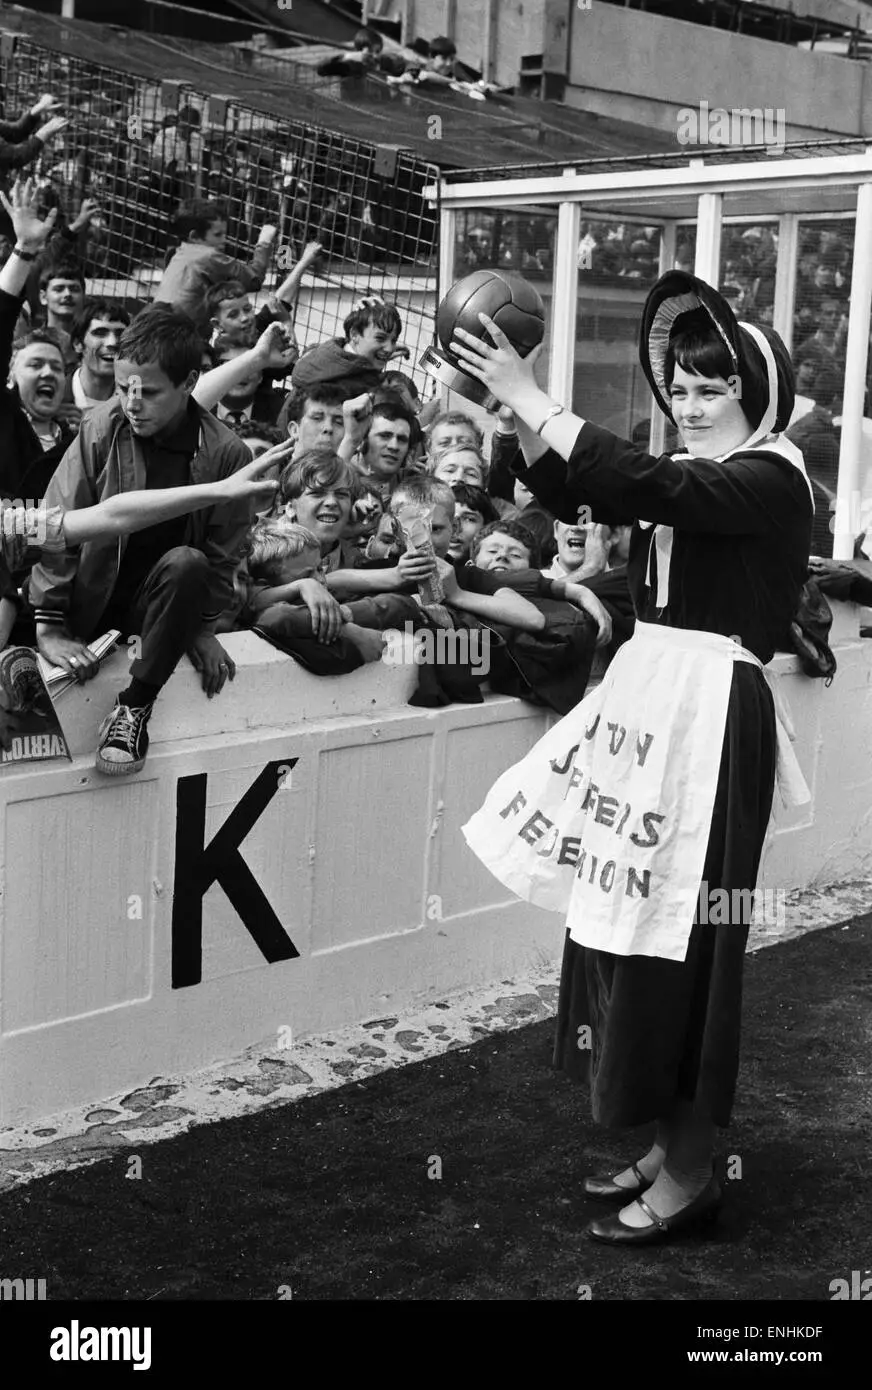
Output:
[{"xmin": 0, "ymin": 3, "xmax": 677, "ymax": 170}]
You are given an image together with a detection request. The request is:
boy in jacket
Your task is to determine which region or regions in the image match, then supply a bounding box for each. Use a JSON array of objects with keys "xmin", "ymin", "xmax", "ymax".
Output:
[{"xmin": 29, "ymin": 304, "xmax": 258, "ymax": 777}]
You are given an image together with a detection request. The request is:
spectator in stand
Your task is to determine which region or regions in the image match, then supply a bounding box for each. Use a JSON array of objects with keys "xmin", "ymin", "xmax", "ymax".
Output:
[
  {"xmin": 316, "ymin": 27, "xmax": 407, "ymax": 79},
  {"xmin": 204, "ymin": 241, "xmax": 320, "ymax": 355},
  {"xmin": 786, "ymin": 366, "xmax": 843, "ymax": 558},
  {"xmin": 277, "ymin": 384, "xmax": 350, "ymax": 457},
  {"xmin": 353, "ymin": 398, "xmax": 415, "ymax": 500},
  {"xmin": 425, "ymin": 409, "xmax": 483, "ymax": 461},
  {"xmin": 291, "ymin": 297, "xmax": 403, "ymax": 395},
  {"xmin": 473, "ymin": 519, "xmax": 539, "ymax": 573},
  {"xmin": 794, "ymin": 296, "xmax": 843, "ymax": 373},
  {"xmin": 277, "ymin": 448, "xmax": 361, "ymax": 578},
  {"xmin": 17, "ymin": 196, "xmax": 100, "ymax": 328},
  {"xmin": 430, "ymin": 444, "xmax": 487, "ymax": 489},
  {"xmin": 236, "ymin": 515, "xmax": 385, "ymax": 662},
  {"xmin": 153, "ymin": 198, "xmax": 276, "ymax": 334},
  {"xmin": 326, "ymin": 474, "xmax": 549, "ymax": 636},
  {"xmin": 64, "ymin": 298, "xmax": 131, "ymax": 418},
  {"xmin": 462, "ymin": 519, "xmax": 613, "ymax": 648},
  {"xmin": 0, "ymin": 180, "xmax": 80, "ymax": 503},
  {"xmin": 150, "ymin": 105, "xmax": 205, "ymax": 203},
  {"xmin": 447, "ymin": 482, "xmax": 498, "ymax": 566},
  {"xmin": 0, "ymin": 93, "xmax": 68, "ymax": 188},
  {"xmin": 541, "ymin": 518, "xmax": 590, "ymax": 580},
  {"xmin": 29, "ymin": 305, "xmax": 266, "ymax": 776},
  {"xmin": 28, "ymin": 260, "xmax": 85, "ymax": 370},
  {"xmin": 210, "ymin": 344, "xmax": 286, "ymax": 429}
]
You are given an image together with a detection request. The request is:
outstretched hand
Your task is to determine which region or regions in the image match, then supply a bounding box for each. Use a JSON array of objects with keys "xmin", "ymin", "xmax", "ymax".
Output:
[
  {"xmin": 450, "ymin": 312, "xmax": 541, "ymax": 407},
  {"xmin": 0, "ymin": 177, "xmax": 59, "ymax": 250},
  {"xmin": 220, "ymin": 440, "xmax": 295, "ymax": 504}
]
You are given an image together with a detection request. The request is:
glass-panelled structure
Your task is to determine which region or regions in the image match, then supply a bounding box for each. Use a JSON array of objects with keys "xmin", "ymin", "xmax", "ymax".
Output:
[{"xmin": 434, "ymin": 144, "xmax": 872, "ymax": 561}]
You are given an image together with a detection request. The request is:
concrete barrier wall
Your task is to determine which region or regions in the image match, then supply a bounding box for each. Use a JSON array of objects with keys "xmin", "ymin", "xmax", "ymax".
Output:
[{"xmin": 1, "ymin": 607, "xmax": 871, "ymax": 1127}]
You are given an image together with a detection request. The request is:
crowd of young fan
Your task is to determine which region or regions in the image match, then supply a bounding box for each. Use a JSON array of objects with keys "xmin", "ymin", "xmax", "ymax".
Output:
[
  {"xmin": 1, "ymin": 72, "xmax": 868, "ymax": 777},
  {"xmin": 0, "ymin": 87, "xmax": 631, "ymax": 777}
]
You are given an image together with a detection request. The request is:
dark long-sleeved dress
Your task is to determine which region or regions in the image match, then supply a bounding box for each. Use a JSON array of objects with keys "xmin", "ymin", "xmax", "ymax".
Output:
[{"xmin": 524, "ymin": 421, "xmax": 812, "ymax": 1127}]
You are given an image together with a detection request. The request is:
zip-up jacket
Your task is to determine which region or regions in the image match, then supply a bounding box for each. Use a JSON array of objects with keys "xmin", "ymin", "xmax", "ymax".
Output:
[
  {"xmin": 27, "ymin": 399, "xmax": 254, "ymax": 640},
  {"xmin": 153, "ymin": 240, "xmax": 272, "ymax": 332}
]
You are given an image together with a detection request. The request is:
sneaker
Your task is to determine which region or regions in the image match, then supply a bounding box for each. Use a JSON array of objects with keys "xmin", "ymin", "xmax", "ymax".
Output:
[{"xmin": 95, "ymin": 700, "xmax": 153, "ymax": 776}]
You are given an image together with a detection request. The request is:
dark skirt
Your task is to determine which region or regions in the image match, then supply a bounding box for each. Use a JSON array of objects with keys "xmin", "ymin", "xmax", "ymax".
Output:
[{"xmin": 552, "ymin": 662, "xmax": 777, "ymax": 1129}]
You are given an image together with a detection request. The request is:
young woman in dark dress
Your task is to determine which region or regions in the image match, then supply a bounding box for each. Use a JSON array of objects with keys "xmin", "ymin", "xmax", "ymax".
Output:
[{"xmin": 457, "ymin": 270, "xmax": 813, "ymax": 1245}]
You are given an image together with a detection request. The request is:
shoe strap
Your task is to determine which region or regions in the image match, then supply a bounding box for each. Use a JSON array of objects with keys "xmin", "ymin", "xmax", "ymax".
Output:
[
  {"xmin": 630, "ymin": 1162, "xmax": 648, "ymax": 1187},
  {"xmin": 633, "ymin": 1193, "xmax": 668, "ymax": 1231}
]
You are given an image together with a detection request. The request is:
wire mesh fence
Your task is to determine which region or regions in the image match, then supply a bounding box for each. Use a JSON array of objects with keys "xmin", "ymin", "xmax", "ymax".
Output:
[{"xmin": 0, "ymin": 30, "xmax": 440, "ymax": 389}]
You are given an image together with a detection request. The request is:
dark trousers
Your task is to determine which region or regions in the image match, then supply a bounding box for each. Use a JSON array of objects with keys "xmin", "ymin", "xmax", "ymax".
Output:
[{"xmin": 103, "ymin": 546, "xmax": 212, "ymax": 692}]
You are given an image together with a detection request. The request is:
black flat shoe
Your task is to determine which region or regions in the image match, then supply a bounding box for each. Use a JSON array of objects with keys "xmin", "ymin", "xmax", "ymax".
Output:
[
  {"xmin": 582, "ymin": 1162, "xmax": 654, "ymax": 1202},
  {"xmin": 585, "ymin": 1176, "xmax": 722, "ymax": 1246}
]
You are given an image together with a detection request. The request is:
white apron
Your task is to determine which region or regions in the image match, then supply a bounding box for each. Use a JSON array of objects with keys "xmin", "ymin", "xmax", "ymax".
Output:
[{"xmin": 462, "ymin": 620, "xmax": 809, "ymax": 963}]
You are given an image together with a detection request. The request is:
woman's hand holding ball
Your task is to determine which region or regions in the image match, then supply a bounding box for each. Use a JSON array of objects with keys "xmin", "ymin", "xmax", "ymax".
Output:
[{"xmin": 450, "ymin": 313, "xmax": 541, "ymax": 410}]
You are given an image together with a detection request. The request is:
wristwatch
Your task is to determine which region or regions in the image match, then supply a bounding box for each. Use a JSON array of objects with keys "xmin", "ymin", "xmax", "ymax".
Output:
[
  {"xmin": 13, "ymin": 245, "xmax": 38, "ymax": 261},
  {"xmin": 535, "ymin": 402, "xmax": 566, "ymax": 435}
]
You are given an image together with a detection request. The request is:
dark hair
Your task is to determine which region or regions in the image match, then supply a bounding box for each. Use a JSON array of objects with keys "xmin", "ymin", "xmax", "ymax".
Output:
[
  {"xmin": 663, "ymin": 327, "xmax": 735, "ymax": 390},
  {"xmin": 472, "ymin": 518, "xmax": 539, "ymax": 567},
  {"xmin": 282, "ymin": 383, "xmax": 349, "ymax": 424},
  {"xmin": 226, "ymin": 420, "xmax": 283, "ymax": 447},
  {"xmin": 175, "ymin": 198, "xmax": 227, "ymax": 241},
  {"xmin": 380, "ymin": 370, "xmax": 419, "ymax": 399},
  {"xmin": 279, "ymin": 448, "xmax": 359, "ymax": 504},
  {"xmin": 117, "ymin": 306, "xmax": 203, "ymax": 385},
  {"xmin": 70, "ymin": 297, "xmax": 131, "ymax": 349},
  {"xmin": 429, "ymin": 36, "xmax": 457, "ymax": 58},
  {"xmin": 39, "ymin": 260, "xmax": 85, "ymax": 292},
  {"xmin": 343, "ymin": 298, "xmax": 402, "ymax": 341},
  {"xmin": 175, "ymin": 103, "xmax": 201, "ymax": 128},
  {"xmin": 450, "ymin": 482, "xmax": 498, "ymax": 524},
  {"xmin": 369, "ymin": 396, "xmax": 415, "ymax": 430},
  {"xmin": 353, "ymin": 26, "xmax": 383, "ymax": 51},
  {"xmin": 204, "ymin": 280, "xmax": 250, "ymax": 319}
]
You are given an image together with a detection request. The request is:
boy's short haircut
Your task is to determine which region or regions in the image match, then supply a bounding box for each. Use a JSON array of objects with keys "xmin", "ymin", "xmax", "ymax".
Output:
[
  {"xmin": 16, "ymin": 326, "xmax": 66, "ymax": 356},
  {"xmin": 174, "ymin": 198, "xmax": 227, "ymax": 241},
  {"xmin": 204, "ymin": 280, "xmax": 250, "ymax": 319},
  {"xmin": 70, "ymin": 297, "xmax": 131, "ymax": 348},
  {"xmin": 279, "ymin": 448, "xmax": 359, "ymax": 504},
  {"xmin": 425, "ymin": 409, "xmax": 484, "ymax": 451},
  {"xmin": 39, "ymin": 260, "xmax": 86, "ymax": 292},
  {"xmin": 450, "ymin": 482, "xmax": 499, "ymax": 525},
  {"xmin": 472, "ymin": 518, "xmax": 539, "ymax": 567},
  {"xmin": 282, "ymin": 383, "xmax": 349, "ymax": 423},
  {"xmin": 117, "ymin": 306, "xmax": 203, "ymax": 385},
  {"xmin": 369, "ymin": 396, "xmax": 416, "ymax": 430},
  {"xmin": 353, "ymin": 26, "xmax": 383, "ymax": 51},
  {"xmin": 248, "ymin": 517, "xmax": 321, "ymax": 584},
  {"xmin": 343, "ymin": 298, "xmax": 402, "ymax": 342},
  {"xmin": 429, "ymin": 36, "xmax": 457, "ymax": 58},
  {"xmin": 389, "ymin": 474, "xmax": 455, "ymax": 515}
]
